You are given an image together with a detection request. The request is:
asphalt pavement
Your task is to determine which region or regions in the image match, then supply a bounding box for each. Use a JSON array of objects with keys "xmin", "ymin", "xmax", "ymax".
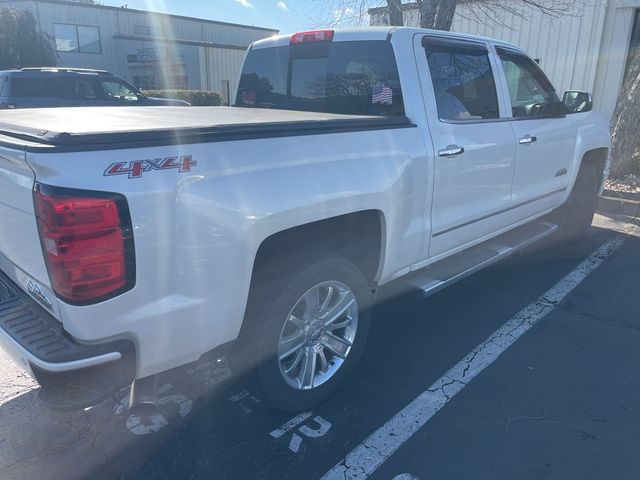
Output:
[{"xmin": 0, "ymin": 212, "xmax": 638, "ymax": 480}]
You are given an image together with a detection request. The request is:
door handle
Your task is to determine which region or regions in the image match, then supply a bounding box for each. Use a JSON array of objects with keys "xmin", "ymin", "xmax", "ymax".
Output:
[
  {"xmin": 438, "ymin": 145, "xmax": 465, "ymax": 157},
  {"xmin": 519, "ymin": 135, "xmax": 537, "ymax": 145}
]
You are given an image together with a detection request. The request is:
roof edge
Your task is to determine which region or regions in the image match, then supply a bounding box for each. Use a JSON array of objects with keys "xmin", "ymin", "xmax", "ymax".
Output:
[{"xmin": 0, "ymin": 0, "xmax": 280, "ymax": 33}]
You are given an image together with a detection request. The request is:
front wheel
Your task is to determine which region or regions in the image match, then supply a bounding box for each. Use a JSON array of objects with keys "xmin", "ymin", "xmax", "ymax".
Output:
[{"xmin": 249, "ymin": 254, "xmax": 371, "ymax": 412}]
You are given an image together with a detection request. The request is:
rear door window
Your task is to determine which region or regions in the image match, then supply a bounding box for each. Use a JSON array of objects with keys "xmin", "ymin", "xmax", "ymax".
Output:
[
  {"xmin": 424, "ymin": 39, "xmax": 500, "ymax": 121},
  {"xmin": 237, "ymin": 41, "xmax": 404, "ymax": 116}
]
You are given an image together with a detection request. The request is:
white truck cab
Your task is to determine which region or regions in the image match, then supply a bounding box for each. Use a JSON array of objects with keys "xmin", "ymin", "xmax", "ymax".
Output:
[{"xmin": 0, "ymin": 27, "xmax": 609, "ymax": 412}]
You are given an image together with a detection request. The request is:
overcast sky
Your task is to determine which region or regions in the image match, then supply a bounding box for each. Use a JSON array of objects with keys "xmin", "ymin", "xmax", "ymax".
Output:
[{"xmin": 99, "ymin": 0, "xmax": 335, "ymax": 35}]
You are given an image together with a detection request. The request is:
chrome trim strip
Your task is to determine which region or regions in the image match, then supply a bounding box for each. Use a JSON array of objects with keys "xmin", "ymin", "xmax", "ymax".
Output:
[{"xmin": 433, "ymin": 188, "xmax": 566, "ymax": 237}]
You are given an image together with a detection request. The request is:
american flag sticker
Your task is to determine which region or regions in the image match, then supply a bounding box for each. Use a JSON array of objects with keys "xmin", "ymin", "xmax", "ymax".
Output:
[{"xmin": 372, "ymin": 84, "xmax": 393, "ymax": 105}]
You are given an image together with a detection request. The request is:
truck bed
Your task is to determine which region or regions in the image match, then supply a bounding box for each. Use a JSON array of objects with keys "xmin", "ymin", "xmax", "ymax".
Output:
[{"xmin": 0, "ymin": 106, "xmax": 412, "ymax": 152}]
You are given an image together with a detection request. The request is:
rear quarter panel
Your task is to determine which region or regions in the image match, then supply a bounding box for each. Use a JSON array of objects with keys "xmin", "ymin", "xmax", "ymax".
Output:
[{"xmin": 26, "ymin": 127, "xmax": 429, "ymax": 377}]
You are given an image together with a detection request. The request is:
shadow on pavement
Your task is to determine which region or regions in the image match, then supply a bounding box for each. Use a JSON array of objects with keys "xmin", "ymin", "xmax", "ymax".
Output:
[{"xmin": 0, "ymin": 218, "xmax": 636, "ymax": 480}]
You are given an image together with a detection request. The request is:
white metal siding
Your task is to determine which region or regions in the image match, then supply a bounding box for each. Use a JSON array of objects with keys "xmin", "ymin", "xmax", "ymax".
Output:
[
  {"xmin": 592, "ymin": 0, "xmax": 640, "ymax": 118},
  {"xmin": 0, "ymin": 0, "xmax": 276, "ymax": 94},
  {"xmin": 369, "ymin": 1, "xmax": 640, "ymax": 118},
  {"xmin": 451, "ymin": 2, "xmax": 608, "ymax": 98},
  {"xmin": 199, "ymin": 46, "xmax": 246, "ymax": 97}
]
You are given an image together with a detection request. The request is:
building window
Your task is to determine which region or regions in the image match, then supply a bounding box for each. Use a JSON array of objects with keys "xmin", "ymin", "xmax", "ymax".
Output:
[
  {"xmin": 173, "ymin": 75, "xmax": 188, "ymax": 89},
  {"xmin": 54, "ymin": 24, "xmax": 101, "ymax": 53},
  {"xmin": 132, "ymin": 75, "xmax": 158, "ymax": 90},
  {"xmin": 54, "ymin": 24, "xmax": 78, "ymax": 52},
  {"xmin": 78, "ymin": 26, "xmax": 101, "ymax": 53},
  {"xmin": 132, "ymin": 74, "xmax": 187, "ymax": 90}
]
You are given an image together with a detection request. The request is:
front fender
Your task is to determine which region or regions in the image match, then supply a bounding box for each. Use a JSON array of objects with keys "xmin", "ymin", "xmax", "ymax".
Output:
[{"xmin": 565, "ymin": 111, "xmax": 611, "ymax": 201}]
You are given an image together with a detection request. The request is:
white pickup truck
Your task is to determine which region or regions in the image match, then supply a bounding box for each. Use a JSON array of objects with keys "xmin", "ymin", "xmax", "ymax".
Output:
[{"xmin": 0, "ymin": 27, "xmax": 610, "ymax": 412}]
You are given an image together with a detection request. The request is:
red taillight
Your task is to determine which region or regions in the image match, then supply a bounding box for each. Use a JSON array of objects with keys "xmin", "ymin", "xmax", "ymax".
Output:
[
  {"xmin": 290, "ymin": 29, "xmax": 334, "ymax": 44},
  {"xmin": 35, "ymin": 187, "xmax": 133, "ymax": 304}
]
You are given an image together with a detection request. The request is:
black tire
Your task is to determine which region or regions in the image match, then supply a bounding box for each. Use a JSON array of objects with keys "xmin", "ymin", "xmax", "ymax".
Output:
[
  {"xmin": 243, "ymin": 253, "xmax": 372, "ymax": 412},
  {"xmin": 549, "ymin": 163, "xmax": 600, "ymax": 242}
]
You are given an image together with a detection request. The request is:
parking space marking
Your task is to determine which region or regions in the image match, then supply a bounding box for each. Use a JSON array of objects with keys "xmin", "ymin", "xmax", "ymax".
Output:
[
  {"xmin": 228, "ymin": 390, "xmax": 261, "ymax": 415},
  {"xmin": 270, "ymin": 412, "xmax": 313, "ymax": 439},
  {"xmin": 289, "ymin": 433, "xmax": 304, "ymax": 453},
  {"xmin": 271, "ymin": 412, "xmax": 333, "ymax": 453},
  {"xmin": 126, "ymin": 394, "xmax": 193, "ymax": 436},
  {"xmin": 321, "ymin": 235, "xmax": 626, "ymax": 480}
]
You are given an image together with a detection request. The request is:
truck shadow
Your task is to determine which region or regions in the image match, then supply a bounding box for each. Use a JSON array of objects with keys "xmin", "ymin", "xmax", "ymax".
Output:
[{"xmin": 0, "ymin": 221, "xmax": 637, "ymax": 480}]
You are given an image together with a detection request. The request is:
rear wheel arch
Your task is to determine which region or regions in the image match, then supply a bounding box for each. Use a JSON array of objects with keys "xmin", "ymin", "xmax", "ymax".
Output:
[
  {"xmin": 230, "ymin": 211, "xmax": 384, "ymax": 380},
  {"xmin": 250, "ymin": 210, "xmax": 385, "ymax": 290}
]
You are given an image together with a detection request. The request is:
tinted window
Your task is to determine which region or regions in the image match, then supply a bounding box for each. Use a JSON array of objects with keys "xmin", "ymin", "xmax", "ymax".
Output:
[
  {"xmin": 10, "ymin": 78, "xmax": 61, "ymax": 97},
  {"xmin": 496, "ymin": 48, "xmax": 560, "ymax": 118},
  {"xmin": 237, "ymin": 41, "xmax": 404, "ymax": 116},
  {"xmin": 425, "ymin": 41, "xmax": 500, "ymax": 121},
  {"xmin": 60, "ymin": 78, "xmax": 98, "ymax": 99}
]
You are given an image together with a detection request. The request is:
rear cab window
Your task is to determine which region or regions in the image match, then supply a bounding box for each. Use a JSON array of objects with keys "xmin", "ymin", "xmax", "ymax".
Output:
[{"xmin": 236, "ymin": 40, "xmax": 405, "ymax": 116}]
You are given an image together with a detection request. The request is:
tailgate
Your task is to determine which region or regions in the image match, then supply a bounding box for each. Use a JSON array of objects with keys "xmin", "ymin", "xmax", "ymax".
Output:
[{"xmin": 0, "ymin": 144, "xmax": 59, "ymax": 318}]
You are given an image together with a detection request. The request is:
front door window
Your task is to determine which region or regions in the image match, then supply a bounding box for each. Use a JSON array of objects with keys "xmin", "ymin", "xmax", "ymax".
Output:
[{"xmin": 496, "ymin": 48, "xmax": 561, "ymax": 118}]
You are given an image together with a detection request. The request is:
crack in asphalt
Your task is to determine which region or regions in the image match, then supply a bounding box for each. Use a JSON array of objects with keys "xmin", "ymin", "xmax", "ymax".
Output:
[
  {"xmin": 321, "ymin": 234, "xmax": 629, "ymax": 480},
  {"xmin": 578, "ymin": 310, "xmax": 640, "ymax": 332},
  {"xmin": 0, "ymin": 435, "xmax": 84, "ymax": 473}
]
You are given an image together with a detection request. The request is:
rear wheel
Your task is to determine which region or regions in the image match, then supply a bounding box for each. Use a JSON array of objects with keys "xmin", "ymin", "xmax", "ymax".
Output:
[
  {"xmin": 550, "ymin": 163, "xmax": 600, "ymax": 242},
  {"xmin": 246, "ymin": 253, "xmax": 371, "ymax": 412}
]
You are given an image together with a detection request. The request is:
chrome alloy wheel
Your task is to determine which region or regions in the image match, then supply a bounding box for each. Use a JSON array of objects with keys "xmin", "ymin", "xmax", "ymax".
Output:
[{"xmin": 277, "ymin": 281, "xmax": 359, "ymax": 390}]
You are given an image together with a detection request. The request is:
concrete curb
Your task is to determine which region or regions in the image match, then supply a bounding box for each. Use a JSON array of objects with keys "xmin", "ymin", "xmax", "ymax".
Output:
[{"xmin": 598, "ymin": 195, "xmax": 640, "ymax": 217}]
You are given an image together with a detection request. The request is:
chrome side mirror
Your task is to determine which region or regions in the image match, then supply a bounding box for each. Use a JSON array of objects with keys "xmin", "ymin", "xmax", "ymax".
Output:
[{"xmin": 562, "ymin": 91, "xmax": 593, "ymax": 113}]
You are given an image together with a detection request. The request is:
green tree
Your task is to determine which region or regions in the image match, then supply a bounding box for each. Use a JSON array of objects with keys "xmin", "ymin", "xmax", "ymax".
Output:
[{"xmin": 0, "ymin": 7, "xmax": 56, "ymax": 69}]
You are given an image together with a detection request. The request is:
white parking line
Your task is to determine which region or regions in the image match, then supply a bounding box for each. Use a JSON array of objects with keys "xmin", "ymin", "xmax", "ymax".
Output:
[{"xmin": 321, "ymin": 235, "xmax": 626, "ymax": 480}]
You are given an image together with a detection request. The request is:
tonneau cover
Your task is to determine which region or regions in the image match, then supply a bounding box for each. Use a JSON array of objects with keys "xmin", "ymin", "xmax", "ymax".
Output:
[{"xmin": 0, "ymin": 106, "xmax": 412, "ymax": 152}]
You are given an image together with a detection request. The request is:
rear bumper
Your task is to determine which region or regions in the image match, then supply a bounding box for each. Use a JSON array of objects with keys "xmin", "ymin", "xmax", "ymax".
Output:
[{"xmin": 0, "ymin": 269, "xmax": 135, "ymax": 410}]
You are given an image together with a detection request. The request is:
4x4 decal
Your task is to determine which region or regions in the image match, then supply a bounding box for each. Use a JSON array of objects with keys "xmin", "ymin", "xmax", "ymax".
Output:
[{"xmin": 104, "ymin": 155, "xmax": 197, "ymax": 179}]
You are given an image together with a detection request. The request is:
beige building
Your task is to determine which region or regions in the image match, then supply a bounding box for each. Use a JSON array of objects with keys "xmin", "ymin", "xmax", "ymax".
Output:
[
  {"xmin": 370, "ymin": 1, "xmax": 640, "ymax": 120},
  {"xmin": 0, "ymin": 0, "xmax": 278, "ymax": 103}
]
